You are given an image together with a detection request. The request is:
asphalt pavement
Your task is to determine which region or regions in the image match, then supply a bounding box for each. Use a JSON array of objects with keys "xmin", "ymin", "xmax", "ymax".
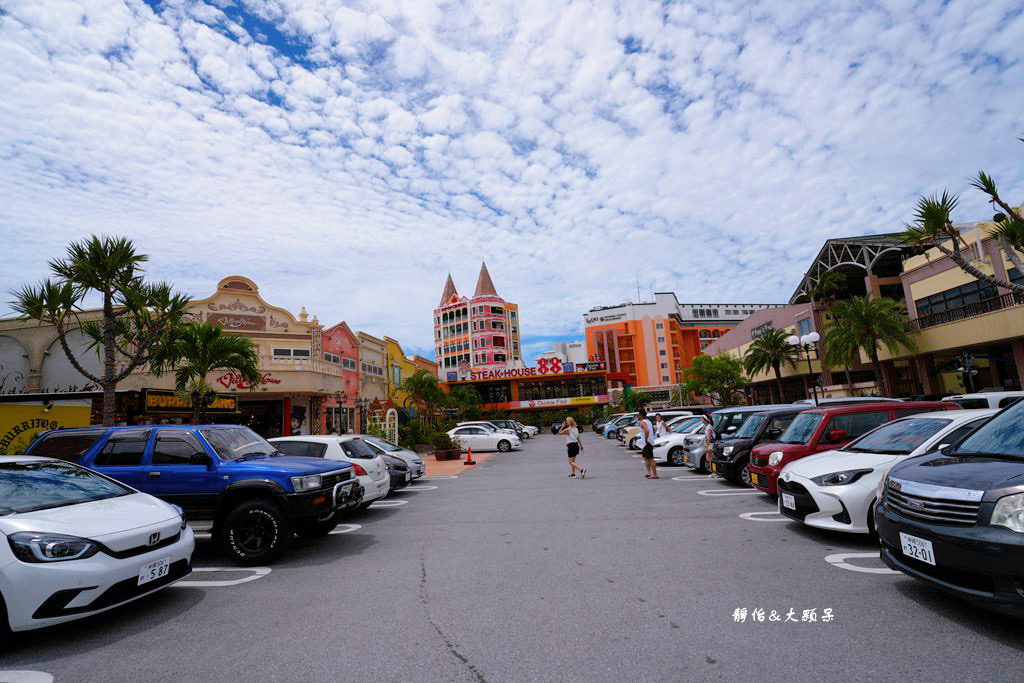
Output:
[{"xmin": 3, "ymin": 432, "xmax": 1023, "ymax": 682}]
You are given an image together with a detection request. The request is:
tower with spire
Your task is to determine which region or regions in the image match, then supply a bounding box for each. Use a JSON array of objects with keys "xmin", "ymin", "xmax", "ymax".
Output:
[{"xmin": 433, "ymin": 262, "xmax": 521, "ymax": 379}]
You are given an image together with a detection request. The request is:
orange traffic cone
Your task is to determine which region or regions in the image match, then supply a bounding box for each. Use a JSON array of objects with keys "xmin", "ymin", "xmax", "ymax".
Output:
[{"xmin": 464, "ymin": 447, "xmax": 476, "ymax": 466}]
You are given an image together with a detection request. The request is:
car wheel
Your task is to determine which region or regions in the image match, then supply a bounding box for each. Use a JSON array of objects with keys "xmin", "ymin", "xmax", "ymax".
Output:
[
  {"xmin": 738, "ymin": 460, "xmax": 752, "ymax": 487},
  {"xmin": 498, "ymin": 439, "xmax": 511, "ymax": 452},
  {"xmin": 0, "ymin": 592, "xmax": 10, "ymax": 650},
  {"xmin": 219, "ymin": 499, "xmax": 293, "ymax": 566},
  {"xmin": 697, "ymin": 455, "xmax": 710, "ymax": 474},
  {"xmin": 668, "ymin": 447, "xmax": 685, "ymax": 466},
  {"xmin": 295, "ymin": 513, "xmax": 340, "ymax": 538},
  {"xmin": 607, "ymin": 430, "xmax": 616, "ymax": 439}
]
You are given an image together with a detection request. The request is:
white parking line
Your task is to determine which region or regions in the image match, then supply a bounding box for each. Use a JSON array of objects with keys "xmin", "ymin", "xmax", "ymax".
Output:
[
  {"xmin": 421, "ymin": 475, "xmax": 458, "ymax": 480},
  {"xmin": 176, "ymin": 567, "xmax": 272, "ymax": 587},
  {"xmin": 370, "ymin": 499, "xmax": 408, "ymax": 508},
  {"xmin": 0, "ymin": 672, "xmax": 54, "ymax": 683},
  {"xmin": 739, "ymin": 511, "xmax": 789, "ymax": 522},
  {"xmin": 825, "ymin": 552, "xmax": 901, "ymax": 575},
  {"xmin": 329, "ymin": 524, "xmax": 362, "ymax": 534},
  {"xmin": 697, "ymin": 489, "xmax": 764, "ymax": 496},
  {"xmin": 396, "ymin": 485, "xmax": 438, "ymax": 491},
  {"xmin": 671, "ymin": 475, "xmax": 711, "ymax": 482}
]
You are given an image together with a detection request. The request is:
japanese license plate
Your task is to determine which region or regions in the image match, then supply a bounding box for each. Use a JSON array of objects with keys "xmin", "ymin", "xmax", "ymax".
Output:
[
  {"xmin": 138, "ymin": 557, "xmax": 171, "ymax": 586},
  {"xmin": 782, "ymin": 493, "xmax": 796, "ymax": 510},
  {"xmin": 750, "ymin": 473, "xmax": 759, "ymax": 485},
  {"xmin": 899, "ymin": 532, "xmax": 936, "ymax": 566}
]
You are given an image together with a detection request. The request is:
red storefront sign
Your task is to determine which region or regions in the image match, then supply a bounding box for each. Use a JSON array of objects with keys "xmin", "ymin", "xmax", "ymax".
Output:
[{"xmin": 215, "ymin": 372, "xmax": 282, "ymax": 390}]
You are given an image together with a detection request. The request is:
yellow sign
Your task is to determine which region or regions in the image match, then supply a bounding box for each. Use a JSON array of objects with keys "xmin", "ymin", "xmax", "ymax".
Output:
[
  {"xmin": 142, "ymin": 389, "xmax": 239, "ymax": 414},
  {"xmin": 0, "ymin": 404, "xmax": 92, "ymax": 455},
  {"xmin": 569, "ymin": 396, "xmax": 598, "ymax": 406}
]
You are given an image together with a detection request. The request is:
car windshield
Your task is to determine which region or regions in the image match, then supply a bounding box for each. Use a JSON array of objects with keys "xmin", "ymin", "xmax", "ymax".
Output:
[
  {"xmin": 364, "ymin": 436, "xmax": 400, "ymax": 452},
  {"xmin": 778, "ymin": 413, "xmax": 824, "ymax": 445},
  {"xmin": 0, "ymin": 461, "xmax": 133, "ymax": 515},
  {"xmin": 954, "ymin": 401, "xmax": 1024, "ymax": 459},
  {"xmin": 200, "ymin": 427, "xmax": 279, "ymax": 460},
  {"xmin": 671, "ymin": 418, "xmax": 701, "ymax": 433},
  {"xmin": 735, "ymin": 415, "xmax": 767, "ymax": 439},
  {"xmin": 842, "ymin": 418, "xmax": 951, "ymax": 455}
]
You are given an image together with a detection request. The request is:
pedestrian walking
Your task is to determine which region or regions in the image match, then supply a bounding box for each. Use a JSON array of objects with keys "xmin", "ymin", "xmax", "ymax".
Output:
[
  {"xmin": 700, "ymin": 414, "xmax": 716, "ymax": 473},
  {"xmin": 637, "ymin": 407, "xmax": 658, "ymax": 479},
  {"xmin": 559, "ymin": 417, "xmax": 586, "ymax": 478},
  {"xmin": 654, "ymin": 413, "xmax": 669, "ymax": 439}
]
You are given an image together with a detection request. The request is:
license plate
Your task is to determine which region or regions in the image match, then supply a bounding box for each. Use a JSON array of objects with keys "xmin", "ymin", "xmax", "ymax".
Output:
[
  {"xmin": 138, "ymin": 557, "xmax": 171, "ymax": 586},
  {"xmin": 750, "ymin": 473, "xmax": 759, "ymax": 485},
  {"xmin": 405, "ymin": 472, "xmax": 411, "ymax": 482},
  {"xmin": 782, "ymin": 493, "xmax": 796, "ymax": 510},
  {"xmin": 899, "ymin": 532, "xmax": 936, "ymax": 565}
]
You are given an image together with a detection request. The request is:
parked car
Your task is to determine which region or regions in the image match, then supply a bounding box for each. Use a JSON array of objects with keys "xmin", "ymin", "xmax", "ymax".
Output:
[
  {"xmin": 23, "ymin": 425, "xmax": 361, "ymax": 565},
  {"xmin": 0, "ymin": 457, "xmax": 195, "ymax": 641},
  {"xmin": 448, "ymin": 425, "xmax": 521, "ymax": 452},
  {"xmin": 490, "ymin": 419, "xmax": 525, "ymax": 439},
  {"xmin": 876, "ymin": 399, "xmax": 1024, "ymax": 618},
  {"xmin": 515, "ymin": 422, "xmax": 539, "ymax": 438},
  {"xmin": 778, "ymin": 409, "xmax": 995, "ymax": 533},
  {"xmin": 270, "ymin": 435, "xmax": 390, "ymax": 511},
  {"xmin": 792, "ymin": 397, "xmax": 904, "ymax": 406},
  {"xmin": 710, "ymin": 407, "xmax": 804, "ymax": 485},
  {"xmin": 380, "ymin": 453, "xmax": 412, "ymax": 493},
  {"xmin": 551, "ymin": 421, "xmax": 563, "ymax": 434},
  {"xmin": 651, "ymin": 417, "xmax": 705, "ymax": 466},
  {"xmin": 601, "ymin": 413, "xmax": 638, "ymax": 439},
  {"xmin": 940, "ymin": 391, "xmax": 1024, "ymax": 409},
  {"xmin": 620, "ymin": 411, "xmax": 695, "ymax": 449},
  {"xmin": 457, "ymin": 421, "xmax": 517, "ymax": 436},
  {"xmin": 680, "ymin": 405, "xmax": 791, "ymax": 471},
  {"xmin": 359, "ymin": 435, "xmax": 425, "ymax": 479},
  {"xmin": 748, "ymin": 402, "xmax": 957, "ymax": 496}
]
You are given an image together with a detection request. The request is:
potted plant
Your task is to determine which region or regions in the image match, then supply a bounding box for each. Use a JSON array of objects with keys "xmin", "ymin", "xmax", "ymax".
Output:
[{"xmin": 433, "ymin": 430, "xmax": 462, "ymax": 461}]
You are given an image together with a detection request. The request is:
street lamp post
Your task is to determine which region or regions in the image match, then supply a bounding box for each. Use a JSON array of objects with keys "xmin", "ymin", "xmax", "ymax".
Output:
[{"xmin": 787, "ymin": 332, "xmax": 821, "ymax": 407}]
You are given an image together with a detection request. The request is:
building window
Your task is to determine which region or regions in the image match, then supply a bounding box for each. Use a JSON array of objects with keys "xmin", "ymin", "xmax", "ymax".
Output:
[
  {"xmin": 657, "ymin": 336, "xmax": 665, "ymax": 343},
  {"xmin": 512, "ymin": 341, "xmax": 519, "ymax": 350},
  {"xmin": 661, "ymin": 363, "xmax": 668, "ymax": 369},
  {"xmin": 493, "ymin": 353, "xmax": 506, "ymax": 363},
  {"xmin": 659, "ymin": 350, "xmax": 666, "ymax": 356},
  {"xmin": 511, "ymin": 326, "xmax": 517, "ymax": 334},
  {"xmin": 325, "ymin": 352, "xmax": 340, "ymax": 363},
  {"xmin": 656, "ymin": 322, "xmax": 663, "ymax": 329},
  {"xmin": 915, "ymin": 278, "xmax": 1001, "ymax": 318},
  {"xmin": 796, "ymin": 318, "xmax": 812, "ymax": 336},
  {"xmin": 273, "ymin": 348, "xmax": 292, "ymax": 356},
  {"xmin": 392, "ymin": 365, "xmax": 401, "ymax": 386},
  {"xmin": 662, "ymin": 376, "xmax": 670, "ymax": 382},
  {"xmin": 490, "ymin": 306, "xmax": 504, "ymax": 315},
  {"xmin": 343, "ymin": 358, "xmax": 357, "ymax": 370}
]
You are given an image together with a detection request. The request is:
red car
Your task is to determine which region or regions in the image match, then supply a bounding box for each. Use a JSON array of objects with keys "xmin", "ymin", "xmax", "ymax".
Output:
[{"xmin": 748, "ymin": 401, "xmax": 959, "ymax": 495}]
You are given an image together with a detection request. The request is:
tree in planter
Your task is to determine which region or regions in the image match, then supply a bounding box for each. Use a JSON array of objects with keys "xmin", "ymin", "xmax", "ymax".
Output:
[
  {"xmin": 149, "ymin": 322, "xmax": 262, "ymax": 424},
  {"xmin": 402, "ymin": 369, "xmax": 446, "ymax": 424},
  {"xmin": 824, "ymin": 296, "xmax": 917, "ymax": 397},
  {"xmin": 12, "ymin": 236, "xmax": 190, "ymax": 426},
  {"xmin": 743, "ymin": 328, "xmax": 799, "ymax": 403},
  {"xmin": 683, "ymin": 354, "xmax": 749, "ymax": 406}
]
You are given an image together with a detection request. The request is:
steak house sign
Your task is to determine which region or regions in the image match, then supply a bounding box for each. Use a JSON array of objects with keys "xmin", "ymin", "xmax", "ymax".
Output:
[{"xmin": 465, "ymin": 358, "xmax": 599, "ymax": 381}]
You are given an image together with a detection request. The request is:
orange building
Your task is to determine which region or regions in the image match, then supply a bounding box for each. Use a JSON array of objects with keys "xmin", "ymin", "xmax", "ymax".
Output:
[{"xmin": 584, "ymin": 294, "xmax": 782, "ymax": 400}]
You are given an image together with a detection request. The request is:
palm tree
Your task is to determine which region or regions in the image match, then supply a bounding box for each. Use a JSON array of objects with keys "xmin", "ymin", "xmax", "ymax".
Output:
[
  {"xmin": 822, "ymin": 326, "xmax": 861, "ymax": 396},
  {"xmin": 824, "ymin": 297, "xmax": 917, "ymax": 397},
  {"xmin": 810, "ymin": 270, "xmax": 846, "ymax": 303},
  {"xmin": 401, "ymin": 370, "xmax": 445, "ymax": 423},
  {"xmin": 151, "ymin": 322, "xmax": 262, "ymax": 423},
  {"xmin": 743, "ymin": 328, "xmax": 799, "ymax": 403},
  {"xmin": 12, "ymin": 236, "xmax": 190, "ymax": 425}
]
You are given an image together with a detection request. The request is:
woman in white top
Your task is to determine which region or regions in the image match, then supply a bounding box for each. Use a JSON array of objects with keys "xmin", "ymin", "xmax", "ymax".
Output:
[
  {"xmin": 654, "ymin": 414, "xmax": 669, "ymax": 439},
  {"xmin": 558, "ymin": 416, "xmax": 586, "ymax": 478}
]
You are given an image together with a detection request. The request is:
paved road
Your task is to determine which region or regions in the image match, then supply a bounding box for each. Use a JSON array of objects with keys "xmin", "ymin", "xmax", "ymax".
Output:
[{"xmin": 3, "ymin": 432, "xmax": 1023, "ymax": 682}]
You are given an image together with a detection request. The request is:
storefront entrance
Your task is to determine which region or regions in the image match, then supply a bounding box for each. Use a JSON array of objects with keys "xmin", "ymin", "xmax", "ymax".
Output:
[{"xmin": 239, "ymin": 400, "xmax": 284, "ymax": 438}]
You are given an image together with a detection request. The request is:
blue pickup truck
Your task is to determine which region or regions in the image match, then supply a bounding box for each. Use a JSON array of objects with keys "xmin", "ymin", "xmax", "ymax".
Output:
[{"xmin": 23, "ymin": 424, "xmax": 362, "ymax": 565}]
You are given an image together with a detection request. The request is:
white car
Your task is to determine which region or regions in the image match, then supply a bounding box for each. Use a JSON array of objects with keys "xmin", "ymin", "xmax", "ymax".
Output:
[
  {"xmin": 0, "ymin": 457, "xmax": 195, "ymax": 640},
  {"xmin": 270, "ymin": 436, "xmax": 390, "ymax": 510},
  {"xmin": 456, "ymin": 421, "xmax": 518, "ymax": 436},
  {"xmin": 777, "ymin": 409, "xmax": 996, "ymax": 534},
  {"xmin": 448, "ymin": 425, "xmax": 521, "ymax": 452},
  {"xmin": 941, "ymin": 391, "xmax": 1024, "ymax": 409},
  {"xmin": 650, "ymin": 417, "xmax": 706, "ymax": 465},
  {"xmin": 516, "ymin": 422, "xmax": 539, "ymax": 438},
  {"xmin": 359, "ymin": 435, "xmax": 425, "ymax": 479}
]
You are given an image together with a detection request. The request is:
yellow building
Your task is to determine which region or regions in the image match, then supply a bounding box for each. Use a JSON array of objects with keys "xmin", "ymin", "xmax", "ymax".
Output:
[{"xmin": 383, "ymin": 337, "xmax": 419, "ymax": 408}]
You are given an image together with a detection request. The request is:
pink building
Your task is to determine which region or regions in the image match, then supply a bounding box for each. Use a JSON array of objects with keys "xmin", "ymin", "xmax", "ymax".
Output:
[
  {"xmin": 434, "ymin": 263, "xmax": 522, "ymax": 379},
  {"xmin": 321, "ymin": 321, "xmax": 361, "ymax": 433}
]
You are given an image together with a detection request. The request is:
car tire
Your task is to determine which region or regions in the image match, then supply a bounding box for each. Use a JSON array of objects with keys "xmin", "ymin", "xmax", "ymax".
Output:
[
  {"xmin": 219, "ymin": 499, "xmax": 293, "ymax": 566},
  {"xmin": 668, "ymin": 447, "xmax": 685, "ymax": 466},
  {"xmin": 738, "ymin": 459, "xmax": 751, "ymax": 487},
  {"xmin": 629, "ymin": 438, "xmax": 638, "ymax": 450},
  {"xmin": 697, "ymin": 455, "xmax": 710, "ymax": 474},
  {"xmin": 295, "ymin": 513, "xmax": 340, "ymax": 538},
  {"xmin": 498, "ymin": 439, "xmax": 511, "ymax": 452},
  {"xmin": 607, "ymin": 430, "xmax": 616, "ymax": 439},
  {"xmin": 0, "ymin": 592, "xmax": 10, "ymax": 650}
]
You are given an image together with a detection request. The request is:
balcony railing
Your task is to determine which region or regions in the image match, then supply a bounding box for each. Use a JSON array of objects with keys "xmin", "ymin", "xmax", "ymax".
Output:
[{"xmin": 912, "ymin": 292, "xmax": 1024, "ymax": 329}]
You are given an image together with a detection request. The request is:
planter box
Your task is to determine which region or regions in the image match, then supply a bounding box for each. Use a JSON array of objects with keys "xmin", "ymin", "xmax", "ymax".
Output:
[{"xmin": 434, "ymin": 448, "xmax": 462, "ymax": 461}]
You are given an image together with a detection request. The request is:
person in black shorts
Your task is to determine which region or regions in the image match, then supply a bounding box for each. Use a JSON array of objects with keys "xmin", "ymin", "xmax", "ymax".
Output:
[
  {"xmin": 638, "ymin": 407, "xmax": 658, "ymax": 479},
  {"xmin": 559, "ymin": 416, "xmax": 586, "ymax": 478}
]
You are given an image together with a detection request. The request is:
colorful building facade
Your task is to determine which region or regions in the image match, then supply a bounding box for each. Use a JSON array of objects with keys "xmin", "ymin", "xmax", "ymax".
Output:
[
  {"xmin": 321, "ymin": 321, "xmax": 361, "ymax": 433},
  {"xmin": 433, "ymin": 262, "xmax": 521, "ymax": 377},
  {"xmin": 444, "ymin": 362, "xmax": 609, "ymax": 413}
]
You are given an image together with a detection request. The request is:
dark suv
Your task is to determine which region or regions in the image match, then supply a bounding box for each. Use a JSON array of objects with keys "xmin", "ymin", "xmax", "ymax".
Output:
[
  {"xmin": 710, "ymin": 407, "xmax": 804, "ymax": 486},
  {"xmin": 876, "ymin": 399, "xmax": 1024, "ymax": 618},
  {"xmin": 24, "ymin": 425, "xmax": 362, "ymax": 565}
]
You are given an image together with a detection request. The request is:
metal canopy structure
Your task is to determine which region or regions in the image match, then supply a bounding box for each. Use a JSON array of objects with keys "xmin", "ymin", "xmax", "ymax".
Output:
[{"xmin": 788, "ymin": 233, "xmax": 922, "ymax": 304}]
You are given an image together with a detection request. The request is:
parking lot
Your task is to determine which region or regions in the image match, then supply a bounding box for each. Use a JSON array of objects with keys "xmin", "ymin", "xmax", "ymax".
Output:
[{"xmin": 3, "ymin": 432, "xmax": 1022, "ymax": 682}]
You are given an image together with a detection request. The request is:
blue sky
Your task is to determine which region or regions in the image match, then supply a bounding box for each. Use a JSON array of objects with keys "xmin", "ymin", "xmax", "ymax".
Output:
[{"xmin": 2, "ymin": 0, "xmax": 1023, "ymax": 363}]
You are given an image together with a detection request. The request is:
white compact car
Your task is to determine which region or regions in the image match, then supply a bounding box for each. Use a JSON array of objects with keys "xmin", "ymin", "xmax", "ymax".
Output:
[
  {"xmin": 448, "ymin": 425, "xmax": 521, "ymax": 452},
  {"xmin": 516, "ymin": 422, "xmax": 539, "ymax": 438},
  {"xmin": 777, "ymin": 409, "xmax": 996, "ymax": 534},
  {"xmin": 359, "ymin": 435, "xmax": 425, "ymax": 479},
  {"xmin": 456, "ymin": 421, "xmax": 517, "ymax": 436},
  {"xmin": 270, "ymin": 436, "xmax": 390, "ymax": 510},
  {"xmin": 0, "ymin": 457, "xmax": 195, "ymax": 640},
  {"xmin": 650, "ymin": 417, "xmax": 705, "ymax": 465}
]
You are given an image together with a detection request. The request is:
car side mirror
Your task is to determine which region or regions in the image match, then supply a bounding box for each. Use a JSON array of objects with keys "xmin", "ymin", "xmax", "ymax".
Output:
[
  {"xmin": 726, "ymin": 425, "xmax": 737, "ymax": 433},
  {"xmin": 828, "ymin": 429, "xmax": 848, "ymax": 443},
  {"xmin": 190, "ymin": 452, "xmax": 213, "ymax": 467}
]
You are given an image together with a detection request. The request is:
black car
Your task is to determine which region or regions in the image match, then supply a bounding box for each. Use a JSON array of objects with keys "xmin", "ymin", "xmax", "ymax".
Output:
[
  {"xmin": 551, "ymin": 421, "xmax": 563, "ymax": 435},
  {"xmin": 380, "ymin": 453, "xmax": 411, "ymax": 494},
  {"xmin": 876, "ymin": 399, "xmax": 1024, "ymax": 618},
  {"xmin": 710, "ymin": 407, "xmax": 803, "ymax": 486}
]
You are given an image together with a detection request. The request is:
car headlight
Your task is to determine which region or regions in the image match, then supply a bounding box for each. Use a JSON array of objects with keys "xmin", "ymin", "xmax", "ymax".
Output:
[
  {"xmin": 767, "ymin": 451, "xmax": 784, "ymax": 466},
  {"xmin": 723, "ymin": 446, "xmax": 734, "ymax": 456},
  {"xmin": 171, "ymin": 503, "xmax": 187, "ymax": 530},
  {"xmin": 991, "ymin": 493, "xmax": 1024, "ymax": 533},
  {"xmin": 876, "ymin": 475, "xmax": 887, "ymax": 502},
  {"xmin": 8, "ymin": 531, "xmax": 101, "ymax": 563},
  {"xmin": 811, "ymin": 469, "xmax": 874, "ymax": 487},
  {"xmin": 291, "ymin": 474, "xmax": 323, "ymax": 492}
]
